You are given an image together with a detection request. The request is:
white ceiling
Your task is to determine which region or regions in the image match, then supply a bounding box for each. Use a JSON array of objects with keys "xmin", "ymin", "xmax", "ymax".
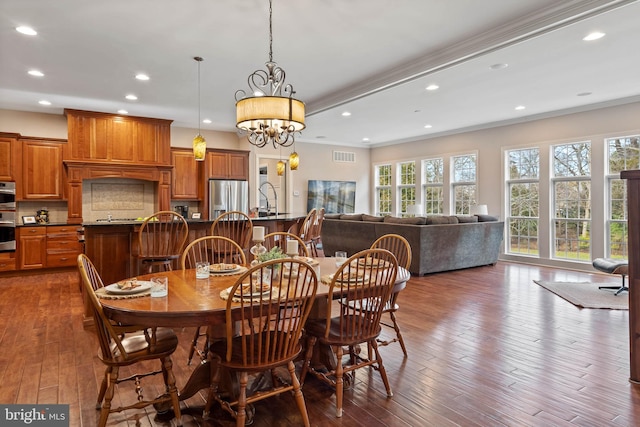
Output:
[{"xmin": 1, "ymin": 0, "xmax": 639, "ymax": 148}]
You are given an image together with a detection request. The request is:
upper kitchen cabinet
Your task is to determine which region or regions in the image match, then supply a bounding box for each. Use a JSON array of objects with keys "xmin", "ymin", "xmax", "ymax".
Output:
[
  {"xmin": 20, "ymin": 137, "xmax": 66, "ymax": 200},
  {"xmin": 171, "ymin": 148, "xmax": 202, "ymax": 200},
  {"xmin": 0, "ymin": 133, "xmax": 20, "ymax": 181},
  {"xmin": 64, "ymin": 109, "xmax": 172, "ymax": 165},
  {"xmin": 206, "ymin": 149, "xmax": 249, "ymax": 180}
]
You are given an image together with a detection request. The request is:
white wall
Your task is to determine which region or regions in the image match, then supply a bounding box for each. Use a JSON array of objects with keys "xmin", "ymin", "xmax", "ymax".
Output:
[{"xmin": 371, "ymin": 101, "xmax": 640, "ymax": 271}]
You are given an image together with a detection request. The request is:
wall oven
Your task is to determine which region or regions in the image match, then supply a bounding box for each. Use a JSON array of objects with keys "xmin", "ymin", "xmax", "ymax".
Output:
[{"xmin": 0, "ymin": 182, "xmax": 16, "ymax": 252}]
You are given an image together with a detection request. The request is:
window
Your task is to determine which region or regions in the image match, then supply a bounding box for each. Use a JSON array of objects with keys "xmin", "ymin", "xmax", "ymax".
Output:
[
  {"xmin": 606, "ymin": 135, "xmax": 639, "ymax": 259},
  {"xmin": 552, "ymin": 142, "xmax": 591, "ymax": 260},
  {"xmin": 375, "ymin": 164, "xmax": 392, "ymax": 216},
  {"xmin": 506, "ymin": 148, "xmax": 539, "ymax": 256},
  {"xmin": 452, "ymin": 154, "xmax": 476, "ymax": 214},
  {"xmin": 398, "ymin": 161, "xmax": 416, "ymax": 216},
  {"xmin": 423, "ymin": 158, "xmax": 443, "ymax": 214}
]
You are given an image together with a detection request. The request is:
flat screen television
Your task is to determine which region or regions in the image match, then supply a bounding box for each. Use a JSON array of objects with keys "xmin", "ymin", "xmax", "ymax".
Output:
[{"xmin": 307, "ymin": 180, "xmax": 356, "ymax": 213}]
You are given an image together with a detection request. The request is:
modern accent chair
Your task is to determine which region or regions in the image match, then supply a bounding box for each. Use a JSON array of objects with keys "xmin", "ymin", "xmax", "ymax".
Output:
[
  {"xmin": 592, "ymin": 257, "xmax": 629, "ymax": 295},
  {"xmin": 77, "ymin": 254, "xmax": 183, "ymax": 427}
]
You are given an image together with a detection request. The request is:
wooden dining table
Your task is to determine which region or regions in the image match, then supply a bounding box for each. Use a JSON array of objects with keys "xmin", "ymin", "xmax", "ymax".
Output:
[
  {"xmin": 99, "ymin": 257, "xmax": 410, "ymax": 412},
  {"xmin": 99, "ymin": 257, "xmax": 341, "ymax": 404}
]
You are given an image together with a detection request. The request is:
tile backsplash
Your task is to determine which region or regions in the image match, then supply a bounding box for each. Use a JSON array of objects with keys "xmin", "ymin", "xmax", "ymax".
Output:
[{"xmin": 82, "ymin": 178, "xmax": 156, "ymax": 221}]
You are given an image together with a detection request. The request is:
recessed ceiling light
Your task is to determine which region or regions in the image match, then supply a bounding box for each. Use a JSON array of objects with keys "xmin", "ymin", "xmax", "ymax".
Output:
[
  {"xmin": 16, "ymin": 26, "xmax": 37, "ymax": 36},
  {"xmin": 316, "ymin": 136, "xmax": 327, "ymax": 139},
  {"xmin": 117, "ymin": 109, "xmax": 129, "ymax": 114},
  {"xmin": 362, "ymin": 137, "xmax": 370, "ymax": 142},
  {"xmin": 515, "ymin": 105, "xmax": 526, "ymax": 110},
  {"xmin": 425, "ymin": 84, "xmax": 439, "ymax": 91},
  {"xmin": 577, "ymin": 92, "xmax": 592, "ymax": 97},
  {"xmin": 135, "ymin": 73, "xmax": 150, "ymax": 81},
  {"xmin": 490, "ymin": 63, "xmax": 508, "ymax": 70},
  {"xmin": 202, "ymin": 119, "xmax": 212, "ymax": 124},
  {"xmin": 583, "ymin": 32, "xmax": 605, "ymax": 41},
  {"xmin": 424, "ymin": 124, "xmax": 432, "ymax": 129},
  {"xmin": 341, "ymin": 111, "xmax": 351, "ymax": 117},
  {"xmin": 125, "ymin": 94, "xmax": 138, "ymax": 100},
  {"xmin": 38, "ymin": 100, "xmax": 51, "ymax": 106},
  {"xmin": 28, "ymin": 70, "xmax": 44, "ymax": 77}
]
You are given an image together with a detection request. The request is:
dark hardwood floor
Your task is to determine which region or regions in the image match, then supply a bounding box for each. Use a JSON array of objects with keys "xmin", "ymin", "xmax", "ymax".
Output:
[{"xmin": 1, "ymin": 261, "xmax": 640, "ymax": 426}]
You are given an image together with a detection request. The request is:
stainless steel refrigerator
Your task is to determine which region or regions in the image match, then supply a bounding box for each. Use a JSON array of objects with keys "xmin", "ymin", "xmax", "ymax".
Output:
[{"xmin": 209, "ymin": 179, "xmax": 249, "ymax": 220}]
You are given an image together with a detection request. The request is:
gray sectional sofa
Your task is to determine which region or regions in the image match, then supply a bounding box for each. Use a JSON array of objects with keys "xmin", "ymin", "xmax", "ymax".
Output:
[{"xmin": 321, "ymin": 213, "xmax": 504, "ymax": 276}]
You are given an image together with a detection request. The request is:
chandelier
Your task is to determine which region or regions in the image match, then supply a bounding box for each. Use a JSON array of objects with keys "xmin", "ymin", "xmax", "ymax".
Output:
[
  {"xmin": 235, "ymin": 0, "xmax": 305, "ymax": 149},
  {"xmin": 193, "ymin": 56, "xmax": 206, "ymax": 161}
]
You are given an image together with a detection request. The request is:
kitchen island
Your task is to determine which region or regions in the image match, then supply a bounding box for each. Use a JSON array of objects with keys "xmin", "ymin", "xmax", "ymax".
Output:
[{"xmin": 83, "ymin": 214, "xmax": 305, "ymax": 286}]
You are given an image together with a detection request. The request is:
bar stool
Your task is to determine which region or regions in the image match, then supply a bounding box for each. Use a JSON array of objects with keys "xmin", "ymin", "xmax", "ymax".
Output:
[
  {"xmin": 592, "ymin": 258, "xmax": 628, "ymax": 295},
  {"xmin": 137, "ymin": 211, "xmax": 189, "ymax": 274}
]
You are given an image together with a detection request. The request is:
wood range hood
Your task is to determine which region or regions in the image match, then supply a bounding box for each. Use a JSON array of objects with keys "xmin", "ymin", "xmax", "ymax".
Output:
[{"xmin": 63, "ymin": 109, "xmax": 174, "ymax": 224}]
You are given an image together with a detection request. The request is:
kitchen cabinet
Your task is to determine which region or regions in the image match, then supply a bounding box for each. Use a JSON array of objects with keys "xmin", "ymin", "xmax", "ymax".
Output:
[
  {"xmin": 21, "ymin": 138, "xmax": 66, "ymax": 200},
  {"xmin": 18, "ymin": 226, "xmax": 47, "ymax": 269},
  {"xmin": 0, "ymin": 251, "xmax": 16, "ymax": 272},
  {"xmin": 206, "ymin": 150, "xmax": 249, "ymax": 180},
  {"xmin": 171, "ymin": 148, "xmax": 202, "ymax": 200},
  {"xmin": 0, "ymin": 133, "xmax": 19, "ymax": 181},
  {"xmin": 46, "ymin": 225, "xmax": 82, "ymax": 268},
  {"xmin": 65, "ymin": 109, "xmax": 172, "ymax": 165},
  {"xmin": 17, "ymin": 225, "xmax": 82, "ymax": 270}
]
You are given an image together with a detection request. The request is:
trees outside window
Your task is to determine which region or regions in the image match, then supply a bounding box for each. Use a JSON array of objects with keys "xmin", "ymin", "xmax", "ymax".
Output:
[
  {"xmin": 552, "ymin": 142, "xmax": 591, "ymax": 260},
  {"xmin": 376, "ymin": 164, "xmax": 392, "ymax": 216},
  {"xmin": 506, "ymin": 148, "xmax": 539, "ymax": 256},
  {"xmin": 452, "ymin": 154, "xmax": 476, "ymax": 215},
  {"xmin": 606, "ymin": 135, "xmax": 639, "ymax": 259},
  {"xmin": 398, "ymin": 161, "xmax": 416, "ymax": 216},
  {"xmin": 423, "ymin": 158, "xmax": 443, "ymax": 214}
]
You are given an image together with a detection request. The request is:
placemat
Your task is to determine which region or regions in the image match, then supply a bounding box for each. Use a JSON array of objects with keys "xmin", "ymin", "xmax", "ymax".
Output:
[
  {"xmin": 219, "ymin": 285, "xmax": 281, "ymax": 302},
  {"xmin": 210, "ymin": 266, "xmax": 249, "ymax": 277},
  {"xmin": 96, "ymin": 287, "xmax": 151, "ymax": 300}
]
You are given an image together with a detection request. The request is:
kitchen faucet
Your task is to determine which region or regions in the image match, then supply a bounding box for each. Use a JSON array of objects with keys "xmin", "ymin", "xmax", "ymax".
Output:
[{"xmin": 259, "ymin": 181, "xmax": 278, "ymax": 216}]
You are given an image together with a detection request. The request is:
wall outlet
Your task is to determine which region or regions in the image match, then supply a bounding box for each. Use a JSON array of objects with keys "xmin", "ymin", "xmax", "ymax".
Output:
[{"xmin": 293, "ymin": 190, "xmax": 300, "ymax": 197}]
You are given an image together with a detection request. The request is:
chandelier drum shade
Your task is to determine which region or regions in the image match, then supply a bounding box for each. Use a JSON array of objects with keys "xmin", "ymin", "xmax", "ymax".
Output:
[{"xmin": 235, "ymin": 0, "xmax": 305, "ymax": 149}]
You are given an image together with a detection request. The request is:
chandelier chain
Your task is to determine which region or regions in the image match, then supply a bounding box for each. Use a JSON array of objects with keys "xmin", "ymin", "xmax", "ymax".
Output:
[{"xmin": 269, "ymin": 0, "xmax": 273, "ymax": 63}]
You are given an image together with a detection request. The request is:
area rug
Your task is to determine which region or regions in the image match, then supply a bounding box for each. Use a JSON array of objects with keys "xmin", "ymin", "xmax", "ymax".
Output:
[{"xmin": 533, "ymin": 280, "xmax": 628, "ymax": 310}]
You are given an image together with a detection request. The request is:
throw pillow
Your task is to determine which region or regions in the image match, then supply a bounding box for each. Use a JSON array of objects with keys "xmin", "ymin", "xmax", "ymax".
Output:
[
  {"xmin": 426, "ymin": 215, "xmax": 458, "ymax": 224},
  {"xmin": 340, "ymin": 214, "xmax": 363, "ymax": 221},
  {"xmin": 383, "ymin": 216, "xmax": 427, "ymax": 225},
  {"xmin": 362, "ymin": 214, "xmax": 384, "ymax": 222},
  {"xmin": 475, "ymin": 214, "xmax": 499, "ymax": 222},
  {"xmin": 456, "ymin": 215, "xmax": 478, "ymax": 223}
]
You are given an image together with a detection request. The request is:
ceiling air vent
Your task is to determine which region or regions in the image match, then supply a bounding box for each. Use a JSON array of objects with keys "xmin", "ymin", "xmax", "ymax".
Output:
[{"xmin": 333, "ymin": 150, "xmax": 356, "ymax": 163}]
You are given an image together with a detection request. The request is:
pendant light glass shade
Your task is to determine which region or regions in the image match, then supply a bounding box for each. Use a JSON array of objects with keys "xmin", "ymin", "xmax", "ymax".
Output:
[
  {"xmin": 289, "ymin": 151, "xmax": 299, "ymax": 170},
  {"xmin": 193, "ymin": 134, "xmax": 206, "ymax": 161},
  {"xmin": 193, "ymin": 56, "xmax": 206, "ymax": 161},
  {"xmin": 276, "ymin": 159, "xmax": 285, "ymax": 176}
]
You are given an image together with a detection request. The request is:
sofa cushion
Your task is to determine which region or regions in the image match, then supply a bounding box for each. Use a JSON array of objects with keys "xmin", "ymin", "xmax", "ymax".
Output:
[
  {"xmin": 362, "ymin": 214, "xmax": 385, "ymax": 222},
  {"xmin": 456, "ymin": 215, "xmax": 479, "ymax": 223},
  {"xmin": 324, "ymin": 213, "xmax": 342, "ymax": 219},
  {"xmin": 426, "ymin": 215, "xmax": 458, "ymax": 224},
  {"xmin": 340, "ymin": 214, "xmax": 363, "ymax": 221},
  {"xmin": 475, "ymin": 214, "xmax": 499, "ymax": 222},
  {"xmin": 383, "ymin": 216, "xmax": 427, "ymax": 225}
]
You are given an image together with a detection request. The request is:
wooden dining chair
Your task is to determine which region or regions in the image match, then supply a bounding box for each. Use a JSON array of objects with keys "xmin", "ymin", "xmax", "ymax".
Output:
[
  {"xmin": 264, "ymin": 231, "xmax": 310, "ymax": 257},
  {"xmin": 210, "ymin": 211, "xmax": 253, "ymax": 262},
  {"xmin": 309, "ymin": 207, "xmax": 325, "ymax": 256},
  {"xmin": 136, "ymin": 210, "xmax": 189, "ymax": 274},
  {"xmin": 370, "ymin": 233, "xmax": 412, "ymax": 356},
  {"xmin": 300, "ymin": 248, "xmax": 398, "ymax": 418},
  {"xmin": 205, "ymin": 258, "xmax": 318, "ymax": 426},
  {"xmin": 181, "ymin": 235, "xmax": 248, "ymax": 364},
  {"xmin": 293, "ymin": 208, "xmax": 317, "ymax": 255},
  {"xmin": 77, "ymin": 254, "xmax": 183, "ymax": 427}
]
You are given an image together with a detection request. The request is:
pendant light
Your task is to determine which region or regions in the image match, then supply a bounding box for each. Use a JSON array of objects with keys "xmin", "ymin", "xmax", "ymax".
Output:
[
  {"xmin": 193, "ymin": 56, "xmax": 206, "ymax": 161},
  {"xmin": 289, "ymin": 142, "xmax": 299, "ymax": 171}
]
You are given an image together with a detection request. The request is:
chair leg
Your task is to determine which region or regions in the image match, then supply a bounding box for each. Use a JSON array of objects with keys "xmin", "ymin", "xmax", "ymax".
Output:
[
  {"xmin": 334, "ymin": 345, "xmax": 344, "ymax": 418},
  {"xmin": 98, "ymin": 366, "xmax": 118, "ymax": 427},
  {"xmin": 236, "ymin": 371, "xmax": 249, "ymax": 427},
  {"xmin": 96, "ymin": 366, "xmax": 110, "ymax": 409},
  {"xmin": 188, "ymin": 327, "xmax": 202, "ymax": 365},
  {"xmin": 389, "ymin": 311, "xmax": 408, "ymax": 357},
  {"xmin": 370, "ymin": 340, "xmax": 393, "ymax": 398},
  {"xmin": 599, "ymin": 274, "xmax": 628, "ymax": 295},
  {"xmin": 300, "ymin": 336, "xmax": 317, "ymax": 387},
  {"xmin": 162, "ymin": 356, "xmax": 182, "ymax": 426},
  {"xmin": 288, "ymin": 360, "xmax": 311, "ymax": 427}
]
